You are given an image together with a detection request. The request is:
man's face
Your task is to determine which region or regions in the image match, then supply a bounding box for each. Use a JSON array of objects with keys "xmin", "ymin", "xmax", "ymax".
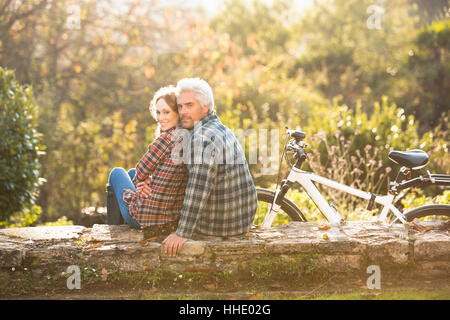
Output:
[{"xmin": 177, "ymin": 90, "xmax": 210, "ymax": 129}]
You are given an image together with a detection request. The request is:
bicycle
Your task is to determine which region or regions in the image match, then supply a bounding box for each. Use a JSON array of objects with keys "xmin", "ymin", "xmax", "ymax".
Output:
[{"xmin": 257, "ymin": 127, "xmax": 450, "ymax": 228}]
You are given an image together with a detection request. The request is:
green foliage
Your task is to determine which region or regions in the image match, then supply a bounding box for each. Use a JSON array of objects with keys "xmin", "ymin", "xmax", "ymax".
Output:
[
  {"xmin": 37, "ymin": 106, "xmax": 148, "ymax": 222},
  {"xmin": 401, "ymin": 189, "xmax": 450, "ymax": 213},
  {"xmin": 289, "ymin": 0, "xmax": 419, "ymax": 107},
  {"xmin": 304, "ymin": 96, "xmax": 420, "ymax": 187},
  {"xmin": 243, "ymin": 251, "xmax": 330, "ymax": 286},
  {"xmin": 37, "ymin": 216, "xmax": 73, "ymax": 227},
  {"xmin": 211, "ymin": 0, "xmax": 294, "ymax": 57},
  {"xmin": 403, "ymin": 20, "xmax": 450, "ymax": 133},
  {"xmin": 417, "ymin": 116, "xmax": 449, "ymax": 175},
  {"xmin": 0, "ymin": 67, "xmax": 45, "ymax": 223},
  {"xmin": 298, "ymin": 97, "xmax": 420, "ymax": 216},
  {"xmin": 0, "ymin": 0, "xmax": 448, "ymax": 225},
  {"xmin": 256, "ymin": 96, "xmax": 445, "ymax": 221},
  {"xmin": 409, "ymin": 0, "xmax": 450, "ymax": 25},
  {"xmin": 0, "ymin": 205, "xmax": 41, "ymax": 229}
]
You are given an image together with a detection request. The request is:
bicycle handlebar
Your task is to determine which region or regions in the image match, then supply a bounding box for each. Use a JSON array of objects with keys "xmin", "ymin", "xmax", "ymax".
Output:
[
  {"xmin": 285, "ymin": 141, "xmax": 307, "ymax": 169},
  {"xmin": 296, "ymin": 145, "xmax": 307, "ymax": 160}
]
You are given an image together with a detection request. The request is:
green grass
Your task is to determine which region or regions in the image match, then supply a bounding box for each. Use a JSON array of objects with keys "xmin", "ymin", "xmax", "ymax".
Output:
[{"xmin": 257, "ymin": 289, "xmax": 450, "ymax": 300}]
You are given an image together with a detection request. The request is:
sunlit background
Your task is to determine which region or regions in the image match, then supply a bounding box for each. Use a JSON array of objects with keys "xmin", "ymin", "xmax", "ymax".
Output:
[{"xmin": 0, "ymin": 0, "xmax": 449, "ymax": 227}]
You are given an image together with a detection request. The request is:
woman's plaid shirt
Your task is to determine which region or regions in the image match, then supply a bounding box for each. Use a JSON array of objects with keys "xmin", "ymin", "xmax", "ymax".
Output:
[
  {"xmin": 173, "ymin": 112, "xmax": 258, "ymax": 239},
  {"xmin": 123, "ymin": 128, "xmax": 188, "ymax": 227}
]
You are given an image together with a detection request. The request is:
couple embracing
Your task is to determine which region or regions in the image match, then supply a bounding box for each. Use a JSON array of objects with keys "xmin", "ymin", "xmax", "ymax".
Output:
[{"xmin": 106, "ymin": 78, "xmax": 258, "ymax": 256}]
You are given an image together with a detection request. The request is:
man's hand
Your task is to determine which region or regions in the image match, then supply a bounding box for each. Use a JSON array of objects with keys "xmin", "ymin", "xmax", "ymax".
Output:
[
  {"xmin": 162, "ymin": 233, "xmax": 188, "ymax": 257},
  {"xmin": 136, "ymin": 177, "xmax": 151, "ymax": 197}
]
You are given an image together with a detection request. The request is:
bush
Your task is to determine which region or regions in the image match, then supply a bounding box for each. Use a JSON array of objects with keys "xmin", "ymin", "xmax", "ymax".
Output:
[
  {"xmin": 401, "ymin": 189, "xmax": 450, "ymax": 215},
  {"xmin": 0, "ymin": 67, "xmax": 45, "ymax": 223},
  {"xmin": 291, "ymin": 97, "xmax": 421, "ymax": 219},
  {"xmin": 254, "ymin": 96, "xmax": 448, "ymax": 223}
]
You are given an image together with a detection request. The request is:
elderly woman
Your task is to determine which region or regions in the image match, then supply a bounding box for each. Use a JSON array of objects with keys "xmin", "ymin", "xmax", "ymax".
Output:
[{"xmin": 106, "ymin": 86, "xmax": 188, "ymax": 232}]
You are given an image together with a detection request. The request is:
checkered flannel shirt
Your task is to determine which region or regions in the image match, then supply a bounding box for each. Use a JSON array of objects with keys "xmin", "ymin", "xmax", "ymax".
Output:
[
  {"xmin": 123, "ymin": 128, "xmax": 188, "ymax": 227},
  {"xmin": 174, "ymin": 111, "xmax": 258, "ymax": 239}
]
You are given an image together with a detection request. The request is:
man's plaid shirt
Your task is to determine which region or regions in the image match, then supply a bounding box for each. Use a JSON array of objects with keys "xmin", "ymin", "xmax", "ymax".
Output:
[
  {"xmin": 123, "ymin": 128, "xmax": 188, "ymax": 227},
  {"xmin": 173, "ymin": 112, "xmax": 258, "ymax": 239}
]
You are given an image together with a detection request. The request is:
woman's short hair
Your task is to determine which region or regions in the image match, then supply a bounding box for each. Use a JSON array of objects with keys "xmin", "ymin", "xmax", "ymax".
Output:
[
  {"xmin": 149, "ymin": 85, "xmax": 178, "ymax": 119},
  {"xmin": 175, "ymin": 78, "xmax": 215, "ymax": 112}
]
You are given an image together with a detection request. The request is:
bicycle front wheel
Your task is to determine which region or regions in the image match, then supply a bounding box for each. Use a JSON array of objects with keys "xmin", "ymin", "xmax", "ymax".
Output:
[
  {"xmin": 404, "ymin": 204, "xmax": 450, "ymax": 222},
  {"xmin": 255, "ymin": 188, "xmax": 308, "ymax": 225}
]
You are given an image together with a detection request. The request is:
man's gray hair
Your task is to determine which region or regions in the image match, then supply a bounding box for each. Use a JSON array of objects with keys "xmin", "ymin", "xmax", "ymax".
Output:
[{"xmin": 176, "ymin": 78, "xmax": 215, "ymax": 112}]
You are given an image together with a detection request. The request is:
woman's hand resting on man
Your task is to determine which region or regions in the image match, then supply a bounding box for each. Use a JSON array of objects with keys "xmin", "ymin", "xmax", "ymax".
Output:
[{"xmin": 136, "ymin": 177, "xmax": 152, "ymax": 197}]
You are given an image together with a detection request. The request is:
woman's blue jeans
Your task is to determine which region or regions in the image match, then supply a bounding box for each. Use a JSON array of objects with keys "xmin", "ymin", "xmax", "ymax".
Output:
[{"xmin": 108, "ymin": 167, "xmax": 141, "ymax": 229}]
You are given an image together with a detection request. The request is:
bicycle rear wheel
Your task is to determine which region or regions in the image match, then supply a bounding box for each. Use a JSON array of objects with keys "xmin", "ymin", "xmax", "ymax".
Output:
[
  {"xmin": 403, "ymin": 204, "xmax": 450, "ymax": 222},
  {"xmin": 255, "ymin": 188, "xmax": 308, "ymax": 225}
]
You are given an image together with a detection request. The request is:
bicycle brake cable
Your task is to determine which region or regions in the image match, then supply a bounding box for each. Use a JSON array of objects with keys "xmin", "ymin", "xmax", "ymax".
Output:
[{"xmin": 275, "ymin": 132, "xmax": 290, "ymax": 192}]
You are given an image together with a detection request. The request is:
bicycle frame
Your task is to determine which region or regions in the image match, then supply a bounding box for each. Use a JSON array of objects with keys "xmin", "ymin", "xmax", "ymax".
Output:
[{"xmin": 261, "ymin": 166, "xmax": 407, "ymax": 228}]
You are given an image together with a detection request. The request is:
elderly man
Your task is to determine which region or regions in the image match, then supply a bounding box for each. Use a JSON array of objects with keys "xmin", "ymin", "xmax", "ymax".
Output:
[{"xmin": 162, "ymin": 78, "xmax": 258, "ymax": 256}]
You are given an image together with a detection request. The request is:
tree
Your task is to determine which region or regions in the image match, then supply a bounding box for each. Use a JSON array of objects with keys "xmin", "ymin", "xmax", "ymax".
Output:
[
  {"xmin": 402, "ymin": 19, "xmax": 450, "ymax": 133},
  {"xmin": 1, "ymin": 0, "xmax": 447, "ymax": 225},
  {"xmin": 287, "ymin": 0, "xmax": 419, "ymax": 110},
  {"xmin": 1, "ymin": 0, "xmax": 194, "ymax": 223},
  {"xmin": 0, "ymin": 66, "xmax": 44, "ymax": 222},
  {"xmin": 409, "ymin": 0, "xmax": 450, "ymax": 25}
]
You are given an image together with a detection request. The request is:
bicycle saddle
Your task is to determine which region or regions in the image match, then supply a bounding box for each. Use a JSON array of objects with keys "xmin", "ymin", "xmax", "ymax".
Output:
[
  {"xmin": 288, "ymin": 129, "xmax": 306, "ymax": 141},
  {"xmin": 388, "ymin": 149, "xmax": 429, "ymax": 169}
]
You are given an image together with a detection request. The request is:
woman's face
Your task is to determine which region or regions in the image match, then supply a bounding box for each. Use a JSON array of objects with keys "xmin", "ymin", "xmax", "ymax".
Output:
[{"xmin": 155, "ymin": 98, "xmax": 179, "ymax": 132}]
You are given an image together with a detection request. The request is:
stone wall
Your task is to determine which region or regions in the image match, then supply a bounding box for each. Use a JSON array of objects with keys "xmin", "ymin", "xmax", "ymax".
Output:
[{"xmin": 0, "ymin": 221, "xmax": 448, "ymax": 293}]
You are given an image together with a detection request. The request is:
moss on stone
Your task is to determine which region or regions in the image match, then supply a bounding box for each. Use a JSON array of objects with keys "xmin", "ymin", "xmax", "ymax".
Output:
[{"xmin": 238, "ymin": 251, "xmax": 334, "ymax": 288}]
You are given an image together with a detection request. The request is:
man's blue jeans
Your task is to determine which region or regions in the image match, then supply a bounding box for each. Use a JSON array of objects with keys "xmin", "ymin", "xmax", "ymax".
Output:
[{"xmin": 108, "ymin": 167, "xmax": 141, "ymax": 229}]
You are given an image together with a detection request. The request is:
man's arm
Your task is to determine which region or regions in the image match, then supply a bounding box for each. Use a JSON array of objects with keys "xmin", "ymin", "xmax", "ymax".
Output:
[
  {"xmin": 163, "ymin": 132, "xmax": 218, "ymax": 256},
  {"xmin": 162, "ymin": 161, "xmax": 217, "ymax": 256},
  {"xmin": 175, "ymin": 161, "xmax": 217, "ymax": 239},
  {"xmin": 162, "ymin": 233, "xmax": 188, "ymax": 257}
]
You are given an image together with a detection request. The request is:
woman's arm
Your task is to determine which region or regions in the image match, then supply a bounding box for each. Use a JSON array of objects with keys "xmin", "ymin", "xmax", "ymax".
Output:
[
  {"xmin": 134, "ymin": 177, "xmax": 151, "ymax": 197},
  {"xmin": 133, "ymin": 132, "xmax": 172, "ymax": 183}
]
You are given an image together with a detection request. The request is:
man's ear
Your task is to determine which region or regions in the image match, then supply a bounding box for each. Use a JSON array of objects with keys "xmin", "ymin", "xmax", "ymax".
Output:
[{"xmin": 202, "ymin": 104, "xmax": 211, "ymax": 115}]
